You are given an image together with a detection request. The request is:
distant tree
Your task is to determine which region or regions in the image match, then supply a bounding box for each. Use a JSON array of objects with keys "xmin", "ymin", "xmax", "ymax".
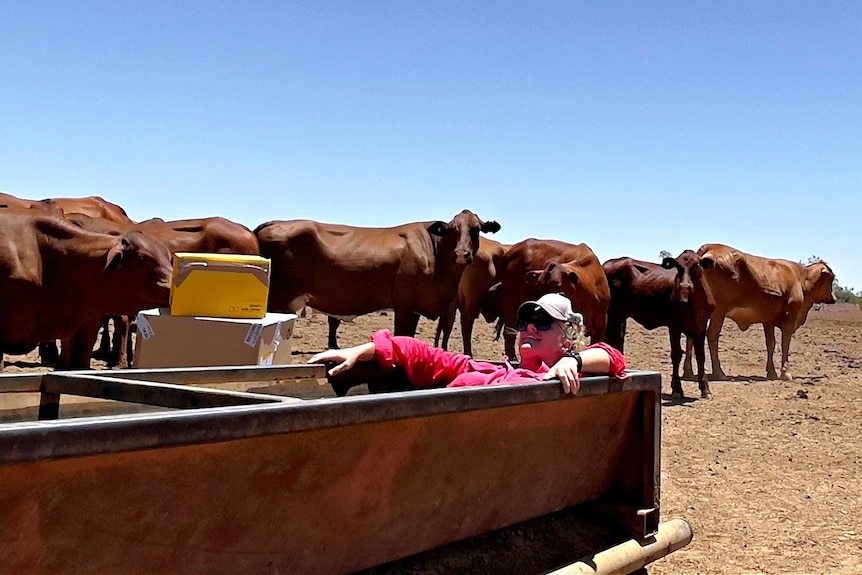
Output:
[{"xmin": 659, "ymin": 250, "xmax": 672, "ymax": 260}]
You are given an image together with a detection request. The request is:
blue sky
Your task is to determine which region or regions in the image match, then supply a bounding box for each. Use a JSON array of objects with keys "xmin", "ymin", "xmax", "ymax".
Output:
[{"xmin": 3, "ymin": 1, "xmax": 861, "ymax": 290}]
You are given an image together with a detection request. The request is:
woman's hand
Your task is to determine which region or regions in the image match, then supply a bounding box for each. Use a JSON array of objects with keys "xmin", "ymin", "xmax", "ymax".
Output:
[
  {"xmin": 308, "ymin": 342, "xmax": 375, "ymax": 377},
  {"xmin": 544, "ymin": 356, "xmax": 581, "ymax": 394}
]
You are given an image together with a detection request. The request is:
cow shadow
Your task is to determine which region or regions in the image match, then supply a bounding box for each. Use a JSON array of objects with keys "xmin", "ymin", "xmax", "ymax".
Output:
[
  {"xmin": 660, "ymin": 393, "xmax": 699, "ymax": 407},
  {"xmin": 2, "ymin": 359, "xmax": 44, "ymax": 370}
]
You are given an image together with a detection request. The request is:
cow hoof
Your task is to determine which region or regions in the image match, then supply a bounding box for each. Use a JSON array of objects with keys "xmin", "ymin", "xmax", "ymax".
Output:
[
  {"xmin": 670, "ymin": 391, "xmax": 684, "ymax": 401},
  {"xmin": 92, "ymin": 348, "xmax": 112, "ymax": 362},
  {"xmin": 710, "ymin": 371, "xmax": 727, "ymax": 381},
  {"xmin": 766, "ymin": 371, "xmax": 779, "ymax": 380},
  {"xmin": 701, "ymin": 389, "xmax": 713, "ymax": 399},
  {"xmin": 780, "ymin": 372, "xmax": 793, "ymax": 381}
]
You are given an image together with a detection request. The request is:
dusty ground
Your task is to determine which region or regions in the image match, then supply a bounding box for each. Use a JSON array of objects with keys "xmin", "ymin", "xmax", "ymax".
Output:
[{"xmin": 3, "ymin": 304, "xmax": 861, "ymax": 574}]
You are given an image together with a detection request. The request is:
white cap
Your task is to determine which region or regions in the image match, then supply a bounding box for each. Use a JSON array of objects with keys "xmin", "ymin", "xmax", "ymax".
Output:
[{"xmin": 517, "ymin": 293, "xmax": 582, "ymax": 325}]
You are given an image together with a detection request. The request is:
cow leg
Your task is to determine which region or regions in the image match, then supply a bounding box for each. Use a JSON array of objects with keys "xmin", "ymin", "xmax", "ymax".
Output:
[
  {"xmin": 669, "ymin": 328, "xmax": 685, "ymax": 399},
  {"xmin": 394, "ymin": 310, "xmax": 421, "ymax": 338},
  {"xmin": 109, "ymin": 316, "xmax": 130, "ymax": 368},
  {"xmin": 460, "ymin": 310, "xmax": 478, "ymax": 357},
  {"xmin": 682, "ymin": 336, "xmax": 695, "ymax": 380},
  {"xmin": 694, "ymin": 332, "xmax": 712, "ymax": 399},
  {"xmin": 39, "ymin": 341, "xmax": 60, "ymax": 366},
  {"xmin": 763, "ymin": 324, "xmax": 779, "ymax": 379},
  {"xmin": 91, "ymin": 317, "xmax": 112, "ymax": 361},
  {"xmin": 127, "ymin": 321, "xmax": 138, "ymax": 367},
  {"xmin": 435, "ymin": 301, "xmax": 457, "ymax": 351},
  {"xmin": 604, "ymin": 312, "xmax": 626, "ymax": 353},
  {"xmin": 706, "ymin": 313, "xmax": 727, "ymax": 380},
  {"xmin": 503, "ymin": 325, "xmax": 518, "ymax": 361},
  {"xmin": 327, "ymin": 317, "xmax": 341, "ymax": 349},
  {"xmin": 779, "ymin": 327, "xmax": 794, "ymax": 381},
  {"xmin": 58, "ymin": 319, "xmax": 102, "ymax": 370}
]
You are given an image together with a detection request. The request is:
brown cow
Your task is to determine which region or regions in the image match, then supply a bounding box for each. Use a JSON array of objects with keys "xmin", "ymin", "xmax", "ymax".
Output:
[
  {"xmin": 499, "ymin": 239, "xmax": 609, "ymax": 360},
  {"xmin": 256, "ymin": 210, "xmax": 500, "ymax": 349},
  {"xmin": 1, "ymin": 193, "xmax": 134, "ymax": 364},
  {"xmin": 434, "ymin": 237, "xmax": 509, "ymax": 356},
  {"xmin": 0, "ymin": 210, "xmax": 172, "ymax": 370},
  {"xmin": 64, "ymin": 214, "xmax": 260, "ymax": 366},
  {"xmin": 603, "ymin": 250, "xmax": 715, "ymax": 399},
  {"xmin": 40, "ymin": 196, "xmax": 133, "ymax": 224},
  {"xmin": 0, "ymin": 193, "xmax": 133, "ymax": 224},
  {"xmin": 685, "ymin": 243, "xmax": 836, "ymax": 381},
  {"xmin": 69, "ymin": 215, "xmax": 260, "ymax": 255}
]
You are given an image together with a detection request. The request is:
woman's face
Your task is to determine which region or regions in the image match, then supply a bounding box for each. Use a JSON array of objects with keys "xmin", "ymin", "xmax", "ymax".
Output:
[{"xmin": 517, "ymin": 315, "xmax": 566, "ymax": 366}]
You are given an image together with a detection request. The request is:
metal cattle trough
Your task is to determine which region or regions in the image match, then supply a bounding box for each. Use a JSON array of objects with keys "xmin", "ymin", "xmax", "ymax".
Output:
[{"xmin": 0, "ymin": 364, "xmax": 690, "ymax": 574}]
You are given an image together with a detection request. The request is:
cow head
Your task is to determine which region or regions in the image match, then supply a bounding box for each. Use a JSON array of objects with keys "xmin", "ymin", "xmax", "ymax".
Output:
[
  {"xmin": 428, "ymin": 209, "xmax": 500, "ymax": 265},
  {"xmin": 104, "ymin": 231, "xmax": 173, "ymax": 307},
  {"xmin": 526, "ymin": 261, "xmax": 582, "ymax": 305},
  {"xmin": 661, "ymin": 250, "xmax": 704, "ymax": 304},
  {"xmin": 805, "ymin": 261, "xmax": 837, "ymax": 305}
]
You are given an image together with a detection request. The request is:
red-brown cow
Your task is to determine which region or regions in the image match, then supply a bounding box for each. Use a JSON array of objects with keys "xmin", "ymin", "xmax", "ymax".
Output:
[
  {"xmin": 64, "ymin": 214, "xmax": 260, "ymax": 366},
  {"xmin": 0, "ymin": 193, "xmax": 132, "ymax": 224},
  {"xmin": 41, "ymin": 196, "xmax": 133, "ymax": 224},
  {"xmin": 1, "ymin": 194, "xmax": 135, "ymax": 365},
  {"xmin": 685, "ymin": 243, "xmax": 836, "ymax": 381},
  {"xmin": 434, "ymin": 237, "xmax": 510, "ymax": 356},
  {"xmin": 499, "ymin": 239, "xmax": 609, "ymax": 360},
  {"xmin": 603, "ymin": 250, "xmax": 715, "ymax": 399},
  {"xmin": 0, "ymin": 210, "xmax": 172, "ymax": 370},
  {"xmin": 256, "ymin": 210, "xmax": 500, "ymax": 349}
]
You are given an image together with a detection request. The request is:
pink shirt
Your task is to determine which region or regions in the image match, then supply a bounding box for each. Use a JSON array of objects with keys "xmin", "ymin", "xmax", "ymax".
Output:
[{"xmin": 370, "ymin": 329, "xmax": 627, "ymax": 388}]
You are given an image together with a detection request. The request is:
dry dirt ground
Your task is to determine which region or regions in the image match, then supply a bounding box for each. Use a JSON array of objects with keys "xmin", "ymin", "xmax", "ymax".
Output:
[{"xmin": 3, "ymin": 304, "xmax": 861, "ymax": 574}]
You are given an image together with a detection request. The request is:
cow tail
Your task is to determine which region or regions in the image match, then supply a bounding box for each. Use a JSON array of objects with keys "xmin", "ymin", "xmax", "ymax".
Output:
[{"xmin": 493, "ymin": 316, "xmax": 505, "ymax": 341}]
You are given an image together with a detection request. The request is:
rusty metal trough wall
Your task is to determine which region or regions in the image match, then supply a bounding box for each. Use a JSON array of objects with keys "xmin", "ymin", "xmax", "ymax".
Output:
[{"xmin": 0, "ymin": 366, "xmax": 662, "ymax": 574}]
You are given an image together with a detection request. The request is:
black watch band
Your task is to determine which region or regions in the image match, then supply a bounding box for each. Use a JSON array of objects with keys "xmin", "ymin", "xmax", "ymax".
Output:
[{"xmin": 563, "ymin": 350, "xmax": 583, "ymax": 372}]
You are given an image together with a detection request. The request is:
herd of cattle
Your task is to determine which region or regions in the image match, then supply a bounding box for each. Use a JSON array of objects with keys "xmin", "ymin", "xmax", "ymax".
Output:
[{"xmin": 0, "ymin": 192, "xmax": 836, "ymax": 399}]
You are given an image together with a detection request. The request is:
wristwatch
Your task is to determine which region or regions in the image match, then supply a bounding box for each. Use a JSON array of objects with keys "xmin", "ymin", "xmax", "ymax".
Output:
[{"xmin": 563, "ymin": 349, "xmax": 583, "ymax": 372}]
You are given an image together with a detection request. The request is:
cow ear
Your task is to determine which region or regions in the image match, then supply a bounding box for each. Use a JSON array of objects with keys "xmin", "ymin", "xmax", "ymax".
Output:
[
  {"xmin": 427, "ymin": 221, "xmax": 448, "ymax": 236},
  {"xmin": 661, "ymin": 257, "xmax": 677, "ymax": 269},
  {"xmin": 104, "ymin": 237, "xmax": 130, "ymax": 272},
  {"xmin": 481, "ymin": 220, "xmax": 501, "ymax": 234}
]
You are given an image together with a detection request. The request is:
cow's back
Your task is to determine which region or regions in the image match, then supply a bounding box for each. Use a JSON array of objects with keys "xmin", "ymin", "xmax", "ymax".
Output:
[
  {"xmin": 140, "ymin": 217, "xmax": 260, "ymax": 255},
  {"xmin": 257, "ymin": 219, "xmax": 426, "ymax": 315},
  {"xmin": 44, "ymin": 196, "xmax": 133, "ymax": 224}
]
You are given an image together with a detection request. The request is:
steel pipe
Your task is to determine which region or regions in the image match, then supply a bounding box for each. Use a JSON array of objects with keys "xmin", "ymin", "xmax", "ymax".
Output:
[{"xmin": 547, "ymin": 518, "xmax": 693, "ymax": 575}]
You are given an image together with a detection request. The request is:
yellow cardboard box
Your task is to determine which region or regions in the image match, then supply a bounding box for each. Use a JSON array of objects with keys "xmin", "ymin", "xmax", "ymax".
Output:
[
  {"xmin": 170, "ymin": 253, "xmax": 271, "ymax": 319},
  {"xmin": 133, "ymin": 308, "xmax": 297, "ymax": 368}
]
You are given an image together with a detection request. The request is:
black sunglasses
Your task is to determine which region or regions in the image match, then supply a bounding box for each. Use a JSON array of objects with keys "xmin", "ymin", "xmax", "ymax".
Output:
[{"xmin": 516, "ymin": 313, "xmax": 556, "ymax": 332}]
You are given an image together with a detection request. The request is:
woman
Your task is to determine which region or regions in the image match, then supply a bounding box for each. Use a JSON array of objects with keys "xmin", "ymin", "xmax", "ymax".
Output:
[{"xmin": 309, "ymin": 293, "xmax": 626, "ymax": 395}]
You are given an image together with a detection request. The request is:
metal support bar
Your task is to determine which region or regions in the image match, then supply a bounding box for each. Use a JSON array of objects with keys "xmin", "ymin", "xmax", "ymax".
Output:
[{"xmin": 546, "ymin": 518, "xmax": 693, "ymax": 575}]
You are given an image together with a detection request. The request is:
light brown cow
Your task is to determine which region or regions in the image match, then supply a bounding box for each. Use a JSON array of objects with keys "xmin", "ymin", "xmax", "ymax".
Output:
[
  {"xmin": 256, "ymin": 210, "xmax": 500, "ymax": 348},
  {"xmin": 0, "ymin": 192, "xmax": 35, "ymax": 210},
  {"xmin": 685, "ymin": 243, "xmax": 836, "ymax": 381},
  {"xmin": 500, "ymin": 239, "xmax": 610, "ymax": 360},
  {"xmin": 434, "ymin": 237, "xmax": 510, "ymax": 356},
  {"xmin": 0, "ymin": 210, "xmax": 172, "ymax": 371}
]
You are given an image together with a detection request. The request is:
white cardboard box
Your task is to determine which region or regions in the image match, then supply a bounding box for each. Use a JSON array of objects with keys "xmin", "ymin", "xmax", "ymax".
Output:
[{"xmin": 133, "ymin": 308, "xmax": 297, "ymax": 369}]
